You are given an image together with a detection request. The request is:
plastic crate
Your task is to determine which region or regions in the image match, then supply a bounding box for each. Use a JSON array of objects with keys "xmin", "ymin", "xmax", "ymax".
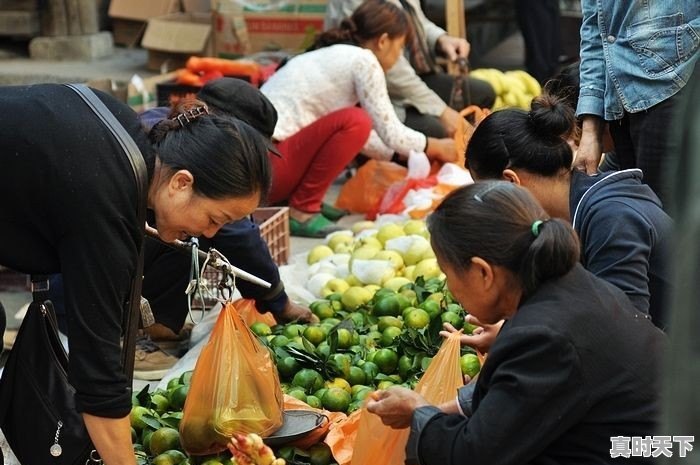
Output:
[
  {"xmin": 198, "ymin": 207, "xmax": 289, "ymax": 303},
  {"xmin": 252, "ymin": 207, "xmax": 290, "ymax": 266}
]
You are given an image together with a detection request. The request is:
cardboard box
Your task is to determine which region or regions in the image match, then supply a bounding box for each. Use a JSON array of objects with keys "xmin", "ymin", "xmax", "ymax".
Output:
[
  {"xmin": 86, "ymin": 78, "xmax": 128, "ymax": 103},
  {"xmin": 212, "ymin": 0, "xmax": 251, "ymax": 58},
  {"xmin": 141, "ymin": 12, "xmax": 213, "ymax": 72},
  {"xmin": 242, "ymin": 0, "xmax": 326, "ymax": 53},
  {"xmin": 182, "ymin": 0, "xmax": 211, "ymax": 13},
  {"xmin": 108, "ymin": 0, "xmax": 179, "ymax": 46}
]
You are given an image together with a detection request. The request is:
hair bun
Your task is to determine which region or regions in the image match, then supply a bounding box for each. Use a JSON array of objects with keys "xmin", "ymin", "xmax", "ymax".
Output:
[
  {"xmin": 339, "ymin": 17, "xmax": 358, "ymax": 34},
  {"xmin": 529, "ymin": 93, "xmax": 575, "ymax": 140}
]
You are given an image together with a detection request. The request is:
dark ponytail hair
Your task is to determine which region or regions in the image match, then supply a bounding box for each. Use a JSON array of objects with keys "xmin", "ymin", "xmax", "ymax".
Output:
[
  {"xmin": 310, "ymin": 0, "xmax": 410, "ymax": 50},
  {"xmin": 149, "ymin": 98, "xmax": 271, "ymax": 200},
  {"xmin": 465, "ymin": 93, "xmax": 576, "ymax": 180},
  {"xmin": 427, "ymin": 181, "xmax": 579, "ymax": 297}
]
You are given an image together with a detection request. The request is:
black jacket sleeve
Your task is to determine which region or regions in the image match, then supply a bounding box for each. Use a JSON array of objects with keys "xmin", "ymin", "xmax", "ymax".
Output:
[
  {"xmin": 409, "ymin": 326, "xmax": 588, "ymax": 465},
  {"xmin": 0, "ymin": 85, "xmax": 152, "ymax": 418},
  {"xmin": 208, "ymin": 218, "xmax": 287, "ymax": 315}
]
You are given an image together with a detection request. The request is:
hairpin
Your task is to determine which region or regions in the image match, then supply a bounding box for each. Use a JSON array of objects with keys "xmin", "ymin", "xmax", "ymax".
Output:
[{"xmin": 173, "ymin": 105, "xmax": 210, "ymax": 127}]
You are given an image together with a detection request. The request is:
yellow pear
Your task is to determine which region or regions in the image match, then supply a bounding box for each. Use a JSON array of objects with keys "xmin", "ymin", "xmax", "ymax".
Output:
[
  {"xmin": 413, "ymin": 258, "xmax": 441, "ymax": 280},
  {"xmin": 351, "ymin": 220, "xmax": 376, "ymax": 234},
  {"xmin": 307, "ymin": 245, "xmax": 334, "ymax": 265},
  {"xmin": 376, "ymin": 223, "xmax": 405, "ymax": 246},
  {"xmin": 374, "ymin": 250, "xmax": 405, "ymax": 271}
]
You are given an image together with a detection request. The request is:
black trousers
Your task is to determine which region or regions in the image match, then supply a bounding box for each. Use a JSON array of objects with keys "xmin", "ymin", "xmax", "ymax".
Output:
[
  {"xmin": 515, "ymin": 0, "xmax": 561, "ymax": 84},
  {"xmin": 404, "ymin": 72, "xmax": 496, "ymax": 138},
  {"xmin": 603, "ymin": 88, "xmax": 686, "ymax": 210},
  {"xmin": 48, "ymin": 238, "xmax": 194, "ymax": 335},
  {"xmin": 141, "ymin": 237, "xmax": 193, "ymax": 332}
]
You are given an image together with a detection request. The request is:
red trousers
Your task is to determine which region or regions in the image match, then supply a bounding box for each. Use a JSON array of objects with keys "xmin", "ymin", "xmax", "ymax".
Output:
[{"xmin": 268, "ymin": 107, "xmax": 372, "ymax": 213}]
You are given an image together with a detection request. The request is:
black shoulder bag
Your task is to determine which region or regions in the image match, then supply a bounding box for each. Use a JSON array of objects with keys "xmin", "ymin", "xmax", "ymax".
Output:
[{"xmin": 0, "ymin": 84, "xmax": 148, "ymax": 465}]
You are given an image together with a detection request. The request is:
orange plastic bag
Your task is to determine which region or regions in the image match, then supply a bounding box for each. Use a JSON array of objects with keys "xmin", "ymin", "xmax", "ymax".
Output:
[
  {"xmin": 370, "ymin": 175, "xmax": 439, "ymax": 219},
  {"xmin": 186, "ymin": 56, "xmax": 263, "ymax": 86},
  {"xmin": 326, "ymin": 410, "xmax": 362, "ymax": 465},
  {"xmin": 348, "ymin": 332, "xmax": 464, "ymax": 465},
  {"xmin": 335, "ymin": 159, "xmax": 408, "ymax": 215},
  {"xmin": 454, "ymin": 105, "xmax": 491, "ymax": 166},
  {"xmin": 180, "ymin": 301, "xmax": 284, "ymax": 456},
  {"xmin": 282, "ymin": 395, "xmax": 347, "ymax": 450},
  {"xmin": 234, "ymin": 298, "xmax": 277, "ymax": 328}
]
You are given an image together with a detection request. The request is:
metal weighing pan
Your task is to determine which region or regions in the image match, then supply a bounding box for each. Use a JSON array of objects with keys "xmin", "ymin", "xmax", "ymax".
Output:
[{"xmin": 264, "ymin": 410, "xmax": 327, "ymax": 447}]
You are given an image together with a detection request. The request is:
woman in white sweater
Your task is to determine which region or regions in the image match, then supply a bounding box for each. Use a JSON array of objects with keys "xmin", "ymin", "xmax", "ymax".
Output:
[{"xmin": 261, "ymin": 0, "xmax": 456, "ymax": 237}]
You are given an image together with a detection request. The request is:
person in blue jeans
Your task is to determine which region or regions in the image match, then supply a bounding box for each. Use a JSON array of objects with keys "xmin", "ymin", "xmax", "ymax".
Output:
[{"xmin": 574, "ymin": 0, "xmax": 699, "ymax": 207}]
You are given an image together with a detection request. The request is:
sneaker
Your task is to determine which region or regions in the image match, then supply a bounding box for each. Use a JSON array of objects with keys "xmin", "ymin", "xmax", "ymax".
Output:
[
  {"xmin": 321, "ymin": 202, "xmax": 350, "ymax": 222},
  {"xmin": 133, "ymin": 336, "xmax": 178, "ymax": 381},
  {"xmin": 144, "ymin": 322, "xmax": 192, "ymax": 354},
  {"xmin": 289, "ymin": 213, "xmax": 343, "ymax": 238}
]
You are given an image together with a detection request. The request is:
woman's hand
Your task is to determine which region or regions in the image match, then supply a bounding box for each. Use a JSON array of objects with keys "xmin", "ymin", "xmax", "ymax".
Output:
[
  {"xmin": 439, "ymin": 107, "xmax": 461, "ymax": 137},
  {"xmin": 278, "ymin": 299, "xmax": 319, "ymax": 324},
  {"xmin": 366, "ymin": 387, "xmax": 429, "ymax": 429},
  {"xmin": 440, "ymin": 315, "xmax": 503, "ymax": 354},
  {"xmin": 426, "ymin": 137, "xmax": 458, "ymax": 163},
  {"xmin": 436, "ymin": 35, "xmax": 471, "ymax": 61},
  {"xmin": 82, "ymin": 414, "xmax": 136, "ymax": 465}
]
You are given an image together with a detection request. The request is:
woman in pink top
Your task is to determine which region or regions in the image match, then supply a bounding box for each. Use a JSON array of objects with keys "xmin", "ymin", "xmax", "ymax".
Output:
[{"xmin": 261, "ymin": 0, "xmax": 456, "ymax": 237}]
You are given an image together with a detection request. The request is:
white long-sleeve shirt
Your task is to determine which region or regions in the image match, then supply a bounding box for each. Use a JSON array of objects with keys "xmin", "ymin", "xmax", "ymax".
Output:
[
  {"xmin": 324, "ymin": 0, "xmax": 448, "ymax": 120},
  {"xmin": 260, "ymin": 44, "xmax": 427, "ymax": 160}
]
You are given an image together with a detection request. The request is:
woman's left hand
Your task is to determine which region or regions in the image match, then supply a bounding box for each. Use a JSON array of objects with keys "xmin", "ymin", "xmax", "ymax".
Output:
[
  {"xmin": 437, "ymin": 35, "xmax": 470, "ymax": 62},
  {"xmin": 366, "ymin": 387, "xmax": 429, "ymax": 429}
]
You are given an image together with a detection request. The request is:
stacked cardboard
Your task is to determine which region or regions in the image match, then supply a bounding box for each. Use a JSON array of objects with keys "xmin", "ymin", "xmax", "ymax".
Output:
[
  {"xmin": 108, "ymin": 0, "xmax": 179, "ymax": 46},
  {"xmin": 242, "ymin": 0, "xmax": 327, "ymax": 53},
  {"xmin": 141, "ymin": 12, "xmax": 214, "ymax": 71}
]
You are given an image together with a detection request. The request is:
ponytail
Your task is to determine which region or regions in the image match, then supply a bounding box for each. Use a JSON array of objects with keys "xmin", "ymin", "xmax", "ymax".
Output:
[
  {"xmin": 428, "ymin": 181, "xmax": 579, "ymax": 297},
  {"xmin": 309, "ymin": 17, "xmax": 359, "ymax": 50},
  {"xmin": 309, "ymin": 0, "xmax": 409, "ymax": 51},
  {"xmin": 149, "ymin": 98, "xmax": 210, "ymax": 144},
  {"xmin": 518, "ymin": 218, "xmax": 579, "ymax": 296}
]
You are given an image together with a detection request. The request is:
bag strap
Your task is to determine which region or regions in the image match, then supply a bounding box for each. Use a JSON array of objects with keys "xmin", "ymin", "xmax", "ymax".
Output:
[
  {"xmin": 60, "ymin": 83, "xmax": 148, "ymax": 381},
  {"xmin": 449, "ymin": 58, "xmax": 472, "ymax": 111}
]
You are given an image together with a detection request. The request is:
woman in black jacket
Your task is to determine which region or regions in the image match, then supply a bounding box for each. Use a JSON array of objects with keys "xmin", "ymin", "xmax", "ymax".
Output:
[
  {"xmin": 368, "ymin": 181, "xmax": 665, "ymax": 465},
  {"xmin": 0, "ymin": 84, "xmax": 271, "ymax": 465}
]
